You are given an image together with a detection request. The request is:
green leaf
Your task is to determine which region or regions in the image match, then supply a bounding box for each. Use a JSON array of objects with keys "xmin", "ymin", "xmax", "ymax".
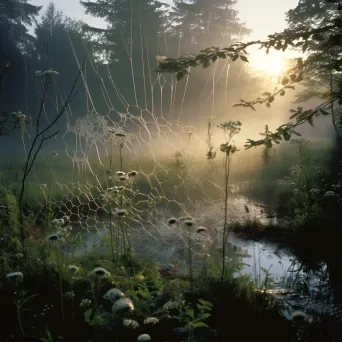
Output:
[
  {"xmin": 240, "ymin": 55, "xmax": 249, "ymax": 62},
  {"xmin": 192, "ymin": 322, "xmax": 209, "ymax": 328},
  {"xmin": 185, "ymin": 308, "xmax": 195, "ymax": 319},
  {"xmin": 320, "ymin": 109, "xmax": 330, "ymax": 116}
]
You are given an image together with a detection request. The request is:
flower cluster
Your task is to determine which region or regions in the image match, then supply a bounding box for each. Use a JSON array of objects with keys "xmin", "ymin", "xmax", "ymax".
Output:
[{"xmin": 35, "ymin": 69, "xmax": 59, "ymax": 77}]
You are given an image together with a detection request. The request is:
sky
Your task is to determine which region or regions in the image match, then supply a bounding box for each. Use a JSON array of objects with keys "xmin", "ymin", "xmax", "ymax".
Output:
[
  {"xmin": 29, "ymin": 0, "xmax": 300, "ymax": 74},
  {"xmin": 30, "ymin": 0, "xmax": 299, "ymax": 41}
]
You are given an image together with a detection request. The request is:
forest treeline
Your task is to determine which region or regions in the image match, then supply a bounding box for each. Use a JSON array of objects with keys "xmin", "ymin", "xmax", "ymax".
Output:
[{"xmin": 0, "ymin": 0, "xmax": 261, "ymax": 143}]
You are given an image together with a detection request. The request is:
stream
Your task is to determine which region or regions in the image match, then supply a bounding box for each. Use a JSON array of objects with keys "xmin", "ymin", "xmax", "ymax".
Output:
[{"xmin": 70, "ymin": 194, "xmax": 342, "ymax": 321}]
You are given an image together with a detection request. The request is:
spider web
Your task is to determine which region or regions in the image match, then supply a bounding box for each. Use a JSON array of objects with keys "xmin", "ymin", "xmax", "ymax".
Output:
[{"xmin": 23, "ymin": 8, "xmax": 257, "ymax": 270}]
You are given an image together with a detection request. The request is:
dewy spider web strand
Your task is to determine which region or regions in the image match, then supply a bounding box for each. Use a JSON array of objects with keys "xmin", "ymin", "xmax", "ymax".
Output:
[{"xmin": 25, "ymin": 9, "xmax": 255, "ymax": 268}]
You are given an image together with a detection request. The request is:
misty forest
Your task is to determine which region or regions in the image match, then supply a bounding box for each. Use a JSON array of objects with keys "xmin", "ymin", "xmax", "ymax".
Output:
[{"xmin": 1, "ymin": 0, "xmax": 342, "ymax": 341}]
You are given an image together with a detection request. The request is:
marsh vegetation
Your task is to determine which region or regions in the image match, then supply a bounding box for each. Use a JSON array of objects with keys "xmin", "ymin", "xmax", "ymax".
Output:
[{"xmin": 1, "ymin": 0, "xmax": 342, "ymax": 341}]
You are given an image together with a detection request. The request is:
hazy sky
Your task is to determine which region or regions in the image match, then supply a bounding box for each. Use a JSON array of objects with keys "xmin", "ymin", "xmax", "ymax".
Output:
[{"xmin": 30, "ymin": 0, "xmax": 299, "ymax": 41}]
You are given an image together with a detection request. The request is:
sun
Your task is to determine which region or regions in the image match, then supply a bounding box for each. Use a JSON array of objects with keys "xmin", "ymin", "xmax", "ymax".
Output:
[{"xmin": 248, "ymin": 49, "xmax": 287, "ymax": 78}]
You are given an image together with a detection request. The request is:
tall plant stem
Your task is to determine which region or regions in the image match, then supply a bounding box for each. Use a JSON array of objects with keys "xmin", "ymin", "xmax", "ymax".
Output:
[
  {"xmin": 188, "ymin": 233, "xmax": 193, "ymax": 290},
  {"xmin": 221, "ymin": 153, "xmax": 231, "ymax": 283}
]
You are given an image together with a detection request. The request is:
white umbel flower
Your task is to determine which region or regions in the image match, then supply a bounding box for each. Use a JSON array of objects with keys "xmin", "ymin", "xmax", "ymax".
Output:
[
  {"xmin": 123, "ymin": 318, "xmax": 140, "ymax": 329},
  {"xmin": 112, "ymin": 297, "xmax": 134, "ymax": 313},
  {"xmin": 6, "ymin": 272, "xmax": 23, "ymax": 282},
  {"xmin": 90, "ymin": 267, "xmax": 110, "ymax": 279},
  {"xmin": 68, "ymin": 265, "xmax": 79, "ymax": 273},
  {"xmin": 144, "ymin": 317, "xmax": 159, "ymax": 325},
  {"xmin": 137, "ymin": 334, "xmax": 151, "ymax": 341},
  {"xmin": 103, "ymin": 288, "xmax": 125, "ymax": 303}
]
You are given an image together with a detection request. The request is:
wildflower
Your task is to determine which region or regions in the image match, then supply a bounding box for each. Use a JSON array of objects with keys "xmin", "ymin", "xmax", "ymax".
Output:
[
  {"xmin": 127, "ymin": 170, "xmax": 138, "ymax": 178},
  {"xmin": 64, "ymin": 291, "xmax": 75, "ymax": 299},
  {"xmin": 156, "ymin": 55, "xmax": 168, "ymax": 63},
  {"xmin": 90, "ymin": 267, "xmax": 111, "ymax": 279},
  {"xmin": 144, "ymin": 317, "xmax": 159, "ymax": 325},
  {"xmin": 12, "ymin": 111, "xmax": 27, "ymax": 121},
  {"xmin": 167, "ymin": 217, "xmax": 178, "ymax": 225},
  {"xmin": 35, "ymin": 69, "xmax": 59, "ymax": 77},
  {"xmin": 115, "ymin": 209, "xmax": 127, "ymax": 217},
  {"xmin": 45, "ymin": 233, "xmax": 59, "ymax": 242},
  {"xmin": 62, "ymin": 215, "xmax": 70, "ymax": 223},
  {"xmin": 68, "ymin": 265, "xmax": 79, "ymax": 273},
  {"xmin": 196, "ymin": 227, "xmax": 207, "ymax": 234},
  {"xmin": 6, "ymin": 272, "xmax": 23, "ymax": 282},
  {"xmin": 103, "ymin": 288, "xmax": 125, "ymax": 303},
  {"xmin": 79, "ymin": 298, "xmax": 92, "ymax": 308},
  {"xmin": 179, "ymin": 216, "xmax": 193, "ymax": 222},
  {"xmin": 137, "ymin": 334, "xmax": 151, "ymax": 341},
  {"xmin": 324, "ymin": 191, "xmax": 336, "ymax": 197},
  {"xmin": 123, "ymin": 318, "xmax": 140, "ymax": 329},
  {"xmin": 290, "ymin": 310, "xmax": 312, "ymax": 322},
  {"xmin": 112, "ymin": 297, "xmax": 134, "ymax": 313},
  {"xmin": 116, "ymin": 171, "xmax": 125, "ymax": 177},
  {"xmin": 163, "ymin": 300, "xmax": 178, "ymax": 311}
]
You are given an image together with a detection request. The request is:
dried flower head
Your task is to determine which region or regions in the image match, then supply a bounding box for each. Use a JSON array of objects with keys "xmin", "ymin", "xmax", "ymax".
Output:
[
  {"xmin": 118, "ymin": 175, "xmax": 128, "ymax": 182},
  {"xmin": 116, "ymin": 171, "xmax": 125, "ymax": 177},
  {"xmin": 6, "ymin": 272, "xmax": 24, "ymax": 282}
]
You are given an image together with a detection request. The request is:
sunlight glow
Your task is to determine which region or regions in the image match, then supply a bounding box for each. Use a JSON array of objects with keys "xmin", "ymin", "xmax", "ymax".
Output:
[{"xmin": 248, "ymin": 49, "xmax": 287, "ymax": 77}]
